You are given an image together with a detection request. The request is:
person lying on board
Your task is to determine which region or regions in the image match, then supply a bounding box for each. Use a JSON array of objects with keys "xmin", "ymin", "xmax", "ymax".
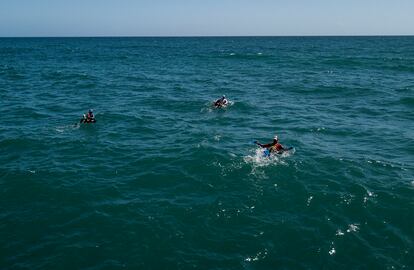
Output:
[
  {"xmin": 255, "ymin": 135, "xmax": 287, "ymax": 154},
  {"xmin": 80, "ymin": 109, "xmax": 96, "ymax": 123},
  {"xmin": 214, "ymin": 95, "xmax": 228, "ymax": 108}
]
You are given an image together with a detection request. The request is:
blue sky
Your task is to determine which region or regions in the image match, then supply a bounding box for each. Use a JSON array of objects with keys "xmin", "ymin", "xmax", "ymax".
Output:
[{"xmin": 0, "ymin": 0, "xmax": 413, "ymax": 36}]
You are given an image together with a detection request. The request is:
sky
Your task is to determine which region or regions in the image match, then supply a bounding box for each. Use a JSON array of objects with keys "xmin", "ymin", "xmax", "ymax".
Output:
[{"xmin": 0, "ymin": 0, "xmax": 413, "ymax": 37}]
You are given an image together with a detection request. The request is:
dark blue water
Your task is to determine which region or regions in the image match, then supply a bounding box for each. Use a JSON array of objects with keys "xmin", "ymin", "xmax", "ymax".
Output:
[{"xmin": 1, "ymin": 37, "xmax": 413, "ymax": 269}]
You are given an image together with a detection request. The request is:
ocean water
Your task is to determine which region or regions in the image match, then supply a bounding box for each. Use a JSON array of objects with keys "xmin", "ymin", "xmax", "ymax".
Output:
[{"xmin": 0, "ymin": 36, "xmax": 413, "ymax": 269}]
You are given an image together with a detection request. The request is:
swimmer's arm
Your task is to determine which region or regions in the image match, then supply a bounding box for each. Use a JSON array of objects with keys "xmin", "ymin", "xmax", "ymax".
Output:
[{"xmin": 255, "ymin": 141, "xmax": 273, "ymax": 148}]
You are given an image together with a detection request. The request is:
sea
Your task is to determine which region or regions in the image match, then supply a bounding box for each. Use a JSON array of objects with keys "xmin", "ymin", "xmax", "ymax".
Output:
[{"xmin": 0, "ymin": 36, "xmax": 413, "ymax": 270}]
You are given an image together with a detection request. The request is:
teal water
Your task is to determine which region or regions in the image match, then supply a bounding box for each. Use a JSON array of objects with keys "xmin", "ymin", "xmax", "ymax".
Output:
[{"xmin": 1, "ymin": 37, "xmax": 413, "ymax": 269}]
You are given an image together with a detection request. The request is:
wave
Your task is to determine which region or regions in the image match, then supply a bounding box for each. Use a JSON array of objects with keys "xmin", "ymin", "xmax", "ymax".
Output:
[
  {"xmin": 399, "ymin": 97, "xmax": 414, "ymax": 107},
  {"xmin": 321, "ymin": 57, "xmax": 364, "ymax": 67},
  {"xmin": 220, "ymin": 52, "xmax": 272, "ymax": 60},
  {"xmin": 41, "ymin": 70, "xmax": 97, "ymax": 82},
  {"xmin": 0, "ymin": 46, "xmax": 36, "ymax": 56},
  {"xmin": 1, "ymin": 36, "xmax": 414, "ymax": 270},
  {"xmin": 243, "ymin": 147, "xmax": 295, "ymax": 169},
  {"xmin": 0, "ymin": 65, "xmax": 25, "ymax": 80},
  {"xmin": 196, "ymin": 52, "xmax": 272, "ymax": 61}
]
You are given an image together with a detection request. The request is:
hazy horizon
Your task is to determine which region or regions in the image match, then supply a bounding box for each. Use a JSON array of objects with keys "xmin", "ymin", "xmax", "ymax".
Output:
[
  {"xmin": 1, "ymin": 0, "xmax": 413, "ymax": 37},
  {"xmin": 1, "ymin": 35, "xmax": 414, "ymax": 38}
]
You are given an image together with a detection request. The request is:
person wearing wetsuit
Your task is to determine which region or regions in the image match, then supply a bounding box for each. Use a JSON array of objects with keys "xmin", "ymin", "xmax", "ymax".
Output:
[
  {"xmin": 86, "ymin": 109, "xmax": 94, "ymax": 122},
  {"xmin": 255, "ymin": 135, "xmax": 286, "ymax": 154},
  {"xmin": 80, "ymin": 109, "xmax": 96, "ymax": 123},
  {"xmin": 214, "ymin": 95, "xmax": 228, "ymax": 108}
]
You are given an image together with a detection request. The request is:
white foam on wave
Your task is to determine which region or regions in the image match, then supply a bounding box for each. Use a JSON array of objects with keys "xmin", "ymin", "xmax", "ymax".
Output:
[
  {"xmin": 336, "ymin": 229, "xmax": 345, "ymax": 236},
  {"xmin": 245, "ymin": 249, "xmax": 268, "ymax": 262},
  {"xmin": 363, "ymin": 189, "xmax": 376, "ymax": 204},
  {"xmin": 340, "ymin": 193, "xmax": 355, "ymax": 205},
  {"xmin": 307, "ymin": 196, "xmax": 313, "ymax": 206},
  {"xmin": 335, "ymin": 223, "xmax": 360, "ymax": 238},
  {"xmin": 346, "ymin": 223, "xmax": 360, "ymax": 233},
  {"xmin": 311, "ymin": 127, "xmax": 325, "ymax": 132},
  {"xmin": 243, "ymin": 147, "xmax": 294, "ymax": 168},
  {"xmin": 55, "ymin": 124, "xmax": 80, "ymax": 133},
  {"xmin": 211, "ymin": 153, "xmax": 244, "ymax": 177}
]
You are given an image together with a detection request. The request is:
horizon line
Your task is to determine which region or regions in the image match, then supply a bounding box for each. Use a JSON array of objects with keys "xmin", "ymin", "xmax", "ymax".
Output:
[{"xmin": 1, "ymin": 34, "xmax": 413, "ymax": 38}]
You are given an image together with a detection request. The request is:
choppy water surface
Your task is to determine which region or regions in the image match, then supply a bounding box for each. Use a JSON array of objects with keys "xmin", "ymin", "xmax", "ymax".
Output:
[{"xmin": 1, "ymin": 37, "xmax": 413, "ymax": 269}]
